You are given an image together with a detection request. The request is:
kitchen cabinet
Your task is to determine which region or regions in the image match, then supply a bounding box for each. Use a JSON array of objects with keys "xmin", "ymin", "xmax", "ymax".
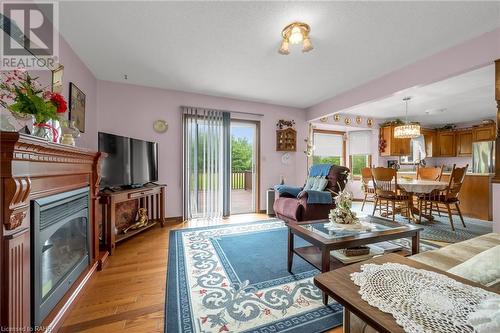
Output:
[
  {"xmin": 472, "ymin": 124, "xmax": 496, "ymax": 142},
  {"xmin": 456, "ymin": 130, "xmax": 473, "ymax": 156},
  {"xmin": 436, "ymin": 131, "xmax": 456, "ymax": 157},
  {"xmin": 379, "ymin": 125, "xmax": 411, "ymax": 156}
]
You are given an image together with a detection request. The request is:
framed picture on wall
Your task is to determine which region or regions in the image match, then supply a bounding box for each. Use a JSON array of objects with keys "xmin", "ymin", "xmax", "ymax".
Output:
[
  {"xmin": 69, "ymin": 82, "xmax": 86, "ymax": 133},
  {"xmin": 51, "ymin": 64, "xmax": 64, "ymax": 93}
]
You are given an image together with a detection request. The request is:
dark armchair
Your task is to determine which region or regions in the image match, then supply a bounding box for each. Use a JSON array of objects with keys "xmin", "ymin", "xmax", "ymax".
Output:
[{"xmin": 273, "ymin": 165, "xmax": 350, "ymax": 223}]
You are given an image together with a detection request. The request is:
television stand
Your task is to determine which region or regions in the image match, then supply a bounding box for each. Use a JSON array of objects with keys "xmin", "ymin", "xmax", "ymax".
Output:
[{"xmin": 100, "ymin": 184, "xmax": 166, "ymax": 255}]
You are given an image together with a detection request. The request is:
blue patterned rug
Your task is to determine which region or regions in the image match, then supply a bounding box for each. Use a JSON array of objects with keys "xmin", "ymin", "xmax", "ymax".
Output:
[{"xmin": 166, "ymin": 220, "xmax": 343, "ymax": 333}]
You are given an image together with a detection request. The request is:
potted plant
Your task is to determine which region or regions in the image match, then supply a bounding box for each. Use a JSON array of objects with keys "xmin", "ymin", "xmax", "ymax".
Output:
[{"xmin": 0, "ymin": 68, "xmax": 67, "ymax": 142}]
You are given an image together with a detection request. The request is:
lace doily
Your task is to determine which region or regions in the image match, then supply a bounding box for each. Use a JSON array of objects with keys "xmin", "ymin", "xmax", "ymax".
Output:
[{"xmin": 351, "ymin": 263, "xmax": 500, "ymax": 333}]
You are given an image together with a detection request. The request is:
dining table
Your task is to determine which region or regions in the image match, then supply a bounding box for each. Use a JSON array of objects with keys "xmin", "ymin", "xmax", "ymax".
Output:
[{"xmin": 397, "ymin": 178, "xmax": 448, "ymax": 222}]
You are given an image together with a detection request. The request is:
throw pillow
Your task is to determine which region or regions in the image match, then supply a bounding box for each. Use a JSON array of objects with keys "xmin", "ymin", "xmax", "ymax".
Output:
[
  {"xmin": 447, "ymin": 245, "xmax": 500, "ymax": 287},
  {"xmin": 303, "ymin": 177, "xmax": 316, "ymax": 191},
  {"xmin": 311, "ymin": 177, "xmax": 328, "ymax": 191}
]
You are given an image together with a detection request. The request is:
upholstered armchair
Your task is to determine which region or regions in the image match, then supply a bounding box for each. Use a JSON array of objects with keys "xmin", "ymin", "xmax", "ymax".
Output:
[{"xmin": 273, "ymin": 165, "xmax": 350, "ymax": 223}]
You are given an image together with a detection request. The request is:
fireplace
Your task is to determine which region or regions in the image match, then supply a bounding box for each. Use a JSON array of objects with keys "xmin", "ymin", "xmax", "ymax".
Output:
[{"xmin": 31, "ymin": 187, "xmax": 91, "ymax": 327}]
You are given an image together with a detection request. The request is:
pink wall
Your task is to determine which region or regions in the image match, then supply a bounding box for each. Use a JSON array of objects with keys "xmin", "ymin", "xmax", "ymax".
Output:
[
  {"xmin": 96, "ymin": 80, "xmax": 308, "ymax": 218},
  {"xmin": 58, "ymin": 38, "xmax": 98, "ymax": 149},
  {"xmin": 307, "ymin": 28, "xmax": 500, "ymax": 121}
]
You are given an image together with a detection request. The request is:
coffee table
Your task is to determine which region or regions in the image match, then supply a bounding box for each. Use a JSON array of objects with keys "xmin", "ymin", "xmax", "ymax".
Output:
[
  {"xmin": 287, "ymin": 216, "xmax": 422, "ymax": 305},
  {"xmin": 313, "ymin": 254, "xmax": 496, "ymax": 333}
]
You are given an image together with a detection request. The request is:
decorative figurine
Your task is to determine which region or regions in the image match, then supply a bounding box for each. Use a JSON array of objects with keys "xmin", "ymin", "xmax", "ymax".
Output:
[{"xmin": 123, "ymin": 208, "xmax": 149, "ymax": 233}]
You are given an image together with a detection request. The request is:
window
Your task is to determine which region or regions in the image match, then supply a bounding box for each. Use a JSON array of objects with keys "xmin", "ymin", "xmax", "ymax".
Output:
[
  {"xmin": 350, "ymin": 154, "xmax": 372, "ymax": 176},
  {"xmin": 312, "ymin": 130, "xmax": 345, "ymax": 166},
  {"xmin": 348, "ymin": 131, "xmax": 372, "ymax": 177}
]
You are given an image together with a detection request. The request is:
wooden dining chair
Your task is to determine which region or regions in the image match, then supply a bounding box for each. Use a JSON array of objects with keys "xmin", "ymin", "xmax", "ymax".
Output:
[
  {"xmin": 421, "ymin": 164, "xmax": 468, "ymax": 231},
  {"xmin": 416, "ymin": 165, "xmax": 444, "ymax": 220},
  {"xmin": 416, "ymin": 165, "xmax": 443, "ymax": 181},
  {"xmin": 371, "ymin": 167, "xmax": 411, "ymax": 222},
  {"xmin": 360, "ymin": 167, "xmax": 375, "ymax": 211}
]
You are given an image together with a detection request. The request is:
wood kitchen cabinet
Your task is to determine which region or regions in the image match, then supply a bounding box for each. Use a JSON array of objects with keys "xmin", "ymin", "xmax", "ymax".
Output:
[
  {"xmin": 436, "ymin": 131, "xmax": 456, "ymax": 157},
  {"xmin": 379, "ymin": 125, "xmax": 411, "ymax": 156},
  {"xmin": 456, "ymin": 130, "xmax": 473, "ymax": 156},
  {"xmin": 472, "ymin": 124, "xmax": 496, "ymax": 142}
]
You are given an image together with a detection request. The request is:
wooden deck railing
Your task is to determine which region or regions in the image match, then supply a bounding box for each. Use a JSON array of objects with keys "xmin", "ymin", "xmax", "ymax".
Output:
[{"xmin": 232, "ymin": 171, "xmax": 252, "ymax": 190}]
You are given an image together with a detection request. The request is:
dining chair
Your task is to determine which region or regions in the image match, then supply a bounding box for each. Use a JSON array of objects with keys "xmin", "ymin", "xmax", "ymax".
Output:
[
  {"xmin": 416, "ymin": 165, "xmax": 443, "ymax": 181},
  {"xmin": 421, "ymin": 164, "xmax": 468, "ymax": 231},
  {"xmin": 371, "ymin": 167, "xmax": 411, "ymax": 222},
  {"xmin": 416, "ymin": 165, "xmax": 444, "ymax": 220},
  {"xmin": 360, "ymin": 167, "xmax": 375, "ymax": 211}
]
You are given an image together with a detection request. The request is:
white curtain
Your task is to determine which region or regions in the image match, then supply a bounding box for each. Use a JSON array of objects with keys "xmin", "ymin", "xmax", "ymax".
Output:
[
  {"xmin": 182, "ymin": 107, "xmax": 230, "ymax": 220},
  {"xmin": 349, "ymin": 130, "xmax": 372, "ymax": 155}
]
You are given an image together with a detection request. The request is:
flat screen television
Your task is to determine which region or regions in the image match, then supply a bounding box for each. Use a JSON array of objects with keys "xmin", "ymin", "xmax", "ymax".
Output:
[{"xmin": 98, "ymin": 132, "xmax": 158, "ymax": 188}]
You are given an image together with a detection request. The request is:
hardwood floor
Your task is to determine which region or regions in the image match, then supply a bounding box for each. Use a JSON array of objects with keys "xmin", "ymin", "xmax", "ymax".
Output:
[{"xmin": 60, "ymin": 214, "xmax": 342, "ymax": 333}]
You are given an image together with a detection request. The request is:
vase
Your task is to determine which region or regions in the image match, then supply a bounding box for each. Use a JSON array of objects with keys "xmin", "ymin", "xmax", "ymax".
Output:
[
  {"xmin": 32, "ymin": 120, "xmax": 60, "ymax": 142},
  {"xmin": 59, "ymin": 120, "xmax": 80, "ymax": 146}
]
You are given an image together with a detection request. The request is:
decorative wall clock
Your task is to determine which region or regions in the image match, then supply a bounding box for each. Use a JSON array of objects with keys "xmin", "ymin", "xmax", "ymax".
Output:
[
  {"xmin": 344, "ymin": 117, "xmax": 352, "ymax": 125},
  {"xmin": 356, "ymin": 116, "xmax": 362, "ymax": 124},
  {"xmin": 319, "ymin": 117, "xmax": 328, "ymax": 123},
  {"xmin": 153, "ymin": 120, "xmax": 168, "ymax": 133},
  {"xmin": 333, "ymin": 114, "xmax": 341, "ymax": 122},
  {"xmin": 281, "ymin": 152, "xmax": 291, "ymax": 165},
  {"xmin": 367, "ymin": 118, "xmax": 373, "ymax": 127}
]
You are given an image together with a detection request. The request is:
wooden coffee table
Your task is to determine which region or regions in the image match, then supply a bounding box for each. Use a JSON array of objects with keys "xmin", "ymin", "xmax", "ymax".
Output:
[
  {"xmin": 313, "ymin": 254, "xmax": 497, "ymax": 333},
  {"xmin": 287, "ymin": 216, "xmax": 422, "ymax": 304}
]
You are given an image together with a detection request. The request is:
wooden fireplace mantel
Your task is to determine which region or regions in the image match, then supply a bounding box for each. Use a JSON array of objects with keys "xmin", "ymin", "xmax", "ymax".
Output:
[{"xmin": 0, "ymin": 132, "xmax": 106, "ymax": 332}]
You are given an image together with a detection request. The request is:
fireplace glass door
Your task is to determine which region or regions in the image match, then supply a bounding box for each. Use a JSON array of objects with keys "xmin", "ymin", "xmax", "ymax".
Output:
[
  {"xmin": 40, "ymin": 211, "xmax": 88, "ymax": 300},
  {"xmin": 32, "ymin": 187, "xmax": 91, "ymax": 327}
]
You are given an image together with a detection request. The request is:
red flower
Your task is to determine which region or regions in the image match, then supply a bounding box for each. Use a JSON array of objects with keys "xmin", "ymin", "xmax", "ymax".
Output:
[{"xmin": 50, "ymin": 93, "xmax": 67, "ymax": 113}]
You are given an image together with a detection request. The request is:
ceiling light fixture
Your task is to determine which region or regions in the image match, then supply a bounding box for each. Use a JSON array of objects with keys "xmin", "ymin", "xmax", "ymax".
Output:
[
  {"xmin": 394, "ymin": 97, "xmax": 421, "ymax": 139},
  {"xmin": 279, "ymin": 22, "xmax": 313, "ymax": 55}
]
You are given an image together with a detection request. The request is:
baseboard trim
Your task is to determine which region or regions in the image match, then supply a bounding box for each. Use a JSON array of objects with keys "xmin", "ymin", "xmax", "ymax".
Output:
[{"xmin": 165, "ymin": 216, "xmax": 183, "ymax": 223}]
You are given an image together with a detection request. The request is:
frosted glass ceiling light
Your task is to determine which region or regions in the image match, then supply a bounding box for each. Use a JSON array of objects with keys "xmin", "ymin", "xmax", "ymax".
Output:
[{"xmin": 279, "ymin": 22, "xmax": 313, "ymax": 55}]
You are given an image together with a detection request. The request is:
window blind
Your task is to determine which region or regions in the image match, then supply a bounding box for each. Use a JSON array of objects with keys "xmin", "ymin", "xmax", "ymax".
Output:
[
  {"xmin": 313, "ymin": 133, "xmax": 343, "ymax": 157},
  {"xmin": 349, "ymin": 131, "xmax": 372, "ymax": 155}
]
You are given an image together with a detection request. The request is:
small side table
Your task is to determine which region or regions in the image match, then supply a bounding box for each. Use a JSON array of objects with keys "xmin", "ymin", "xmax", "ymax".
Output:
[{"xmin": 266, "ymin": 189, "xmax": 276, "ymax": 216}]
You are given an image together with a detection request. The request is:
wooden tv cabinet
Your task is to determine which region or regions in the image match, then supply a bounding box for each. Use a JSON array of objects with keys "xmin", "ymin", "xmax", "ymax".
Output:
[{"xmin": 100, "ymin": 185, "xmax": 166, "ymax": 255}]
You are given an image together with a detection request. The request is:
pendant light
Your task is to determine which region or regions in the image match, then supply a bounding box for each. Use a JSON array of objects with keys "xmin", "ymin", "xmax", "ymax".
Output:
[{"xmin": 394, "ymin": 97, "xmax": 421, "ymax": 139}]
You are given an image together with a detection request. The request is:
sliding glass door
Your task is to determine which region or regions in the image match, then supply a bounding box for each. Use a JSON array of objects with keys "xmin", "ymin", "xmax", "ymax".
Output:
[{"xmin": 230, "ymin": 121, "xmax": 258, "ymax": 214}]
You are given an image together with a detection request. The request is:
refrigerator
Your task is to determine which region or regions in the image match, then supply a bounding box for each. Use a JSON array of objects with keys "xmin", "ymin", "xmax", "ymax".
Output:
[{"xmin": 472, "ymin": 141, "xmax": 495, "ymax": 174}]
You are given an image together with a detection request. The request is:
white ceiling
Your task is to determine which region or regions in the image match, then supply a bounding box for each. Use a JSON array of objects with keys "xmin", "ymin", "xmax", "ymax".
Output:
[
  {"xmin": 58, "ymin": 1, "xmax": 500, "ymax": 108},
  {"xmin": 341, "ymin": 65, "xmax": 496, "ymax": 127}
]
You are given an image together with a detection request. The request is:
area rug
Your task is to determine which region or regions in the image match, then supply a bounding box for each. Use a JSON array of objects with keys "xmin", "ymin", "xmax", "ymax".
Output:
[
  {"xmin": 166, "ymin": 220, "xmax": 343, "ymax": 333},
  {"xmin": 351, "ymin": 202, "xmax": 493, "ymax": 243}
]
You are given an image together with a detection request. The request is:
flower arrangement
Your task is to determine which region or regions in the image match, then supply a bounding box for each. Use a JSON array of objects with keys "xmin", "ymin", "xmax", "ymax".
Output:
[
  {"xmin": 328, "ymin": 185, "xmax": 359, "ymax": 225},
  {"xmin": 1, "ymin": 69, "xmax": 67, "ymax": 124}
]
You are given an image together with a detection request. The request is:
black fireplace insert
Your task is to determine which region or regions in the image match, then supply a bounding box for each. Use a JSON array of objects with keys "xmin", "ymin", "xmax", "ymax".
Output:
[{"xmin": 31, "ymin": 187, "xmax": 91, "ymax": 327}]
